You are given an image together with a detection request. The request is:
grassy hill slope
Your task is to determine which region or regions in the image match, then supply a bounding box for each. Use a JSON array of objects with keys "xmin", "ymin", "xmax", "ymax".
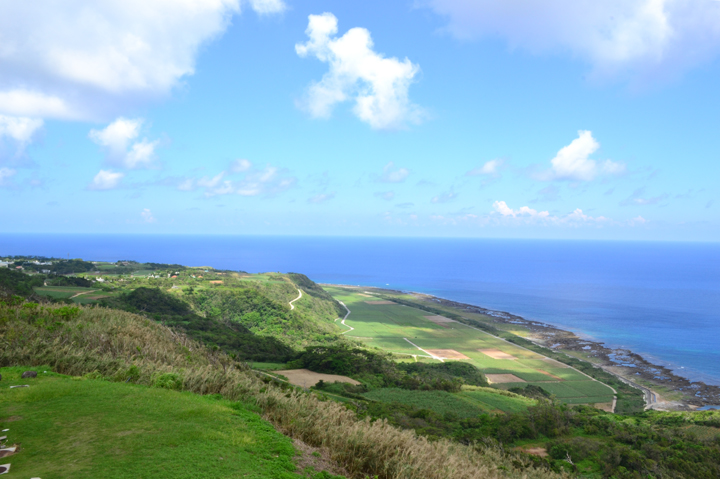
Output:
[
  {"xmin": 0, "ymin": 299, "xmax": 562, "ymax": 479},
  {"xmin": 0, "ymin": 366, "xmax": 341, "ymax": 479}
]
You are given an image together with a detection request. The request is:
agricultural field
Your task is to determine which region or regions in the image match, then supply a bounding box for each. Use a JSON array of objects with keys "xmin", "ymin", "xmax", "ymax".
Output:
[
  {"xmin": 33, "ymin": 286, "xmax": 113, "ymax": 303},
  {"xmin": 324, "ymin": 287, "xmax": 615, "ymax": 408},
  {"xmin": 363, "ymin": 387, "xmax": 535, "ymax": 416}
]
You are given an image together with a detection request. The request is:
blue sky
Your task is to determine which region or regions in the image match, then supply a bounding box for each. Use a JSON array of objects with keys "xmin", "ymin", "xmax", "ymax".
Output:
[{"xmin": 1, "ymin": 0, "xmax": 719, "ymax": 240}]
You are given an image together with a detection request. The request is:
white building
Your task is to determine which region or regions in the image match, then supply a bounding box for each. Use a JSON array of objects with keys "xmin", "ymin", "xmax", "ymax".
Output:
[{"xmin": 0, "ymin": 262, "xmax": 9, "ymax": 268}]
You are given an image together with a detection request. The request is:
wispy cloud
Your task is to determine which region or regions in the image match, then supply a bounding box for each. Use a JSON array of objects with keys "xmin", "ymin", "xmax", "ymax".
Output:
[
  {"xmin": 431, "ymin": 192, "xmax": 458, "ymax": 203},
  {"xmin": 308, "ymin": 192, "xmax": 336, "ymax": 204},
  {"xmin": 178, "ymin": 161, "xmax": 297, "ymax": 198},
  {"xmin": 620, "ymin": 187, "xmax": 669, "ymax": 206},
  {"xmin": 377, "ymin": 162, "xmax": 410, "ymax": 183},
  {"xmin": 140, "ymin": 208, "xmax": 157, "ymax": 223},
  {"xmin": 88, "ymin": 169, "xmax": 124, "ymax": 190},
  {"xmin": 375, "ymin": 190, "xmax": 395, "ymax": 200},
  {"xmin": 465, "ymin": 159, "xmax": 505, "ymax": 177}
]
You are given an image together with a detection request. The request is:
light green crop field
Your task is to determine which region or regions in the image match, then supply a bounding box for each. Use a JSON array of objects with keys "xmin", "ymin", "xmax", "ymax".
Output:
[
  {"xmin": 363, "ymin": 387, "xmax": 534, "ymax": 416},
  {"xmin": 33, "ymin": 286, "xmax": 95, "ymax": 299},
  {"xmin": 325, "ymin": 287, "xmax": 614, "ymax": 406},
  {"xmin": 0, "ymin": 366, "xmax": 342, "ymax": 479}
]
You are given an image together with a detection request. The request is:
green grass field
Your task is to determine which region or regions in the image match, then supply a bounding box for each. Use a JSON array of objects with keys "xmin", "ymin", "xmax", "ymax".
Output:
[
  {"xmin": 0, "ymin": 366, "xmax": 342, "ymax": 479},
  {"xmin": 33, "ymin": 286, "xmax": 113, "ymax": 304},
  {"xmin": 324, "ymin": 287, "xmax": 615, "ymax": 407},
  {"xmin": 364, "ymin": 387, "xmax": 535, "ymax": 416}
]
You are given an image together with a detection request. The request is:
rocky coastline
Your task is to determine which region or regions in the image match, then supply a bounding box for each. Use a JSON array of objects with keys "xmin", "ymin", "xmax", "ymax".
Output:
[{"xmin": 412, "ymin": 292, "xmax": 720, "ymax": 410}]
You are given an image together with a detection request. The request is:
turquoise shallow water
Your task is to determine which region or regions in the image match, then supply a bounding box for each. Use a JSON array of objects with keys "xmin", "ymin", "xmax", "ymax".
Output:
[{"xmin": 2, "ymin": 234, "xmax": 719, "ymax": 385}]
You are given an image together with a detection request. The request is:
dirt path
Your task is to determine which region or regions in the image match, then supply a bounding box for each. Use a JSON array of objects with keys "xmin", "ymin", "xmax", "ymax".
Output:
[
  {"xmin": 69, "ymin": 289, "xmax": 98, "ymax": 299},
  {"xmin": 336, "ymin": 301, "xmax": 353, "ymax": 334},
  {"xmin": 289, "ymin": 289, "xmax": 303, "ymax": 310},
  {"xmin": 403, "ymin": 338, "xmax": 445, "ymax": 362}
]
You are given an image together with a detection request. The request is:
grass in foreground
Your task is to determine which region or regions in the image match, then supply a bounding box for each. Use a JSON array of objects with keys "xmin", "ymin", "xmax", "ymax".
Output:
[{"xmin": 0, "ymin": 366, "xmax": 342, "ymax": 479}]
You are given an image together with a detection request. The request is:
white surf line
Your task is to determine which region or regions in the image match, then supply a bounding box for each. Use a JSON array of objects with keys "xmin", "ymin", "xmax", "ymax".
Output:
[
  {"xmin": 337, "ymin": 301, "xmax": 354, "ymax": 334},
  {"xmin": 403, "ymin": 338, "xmax": 445, "ymax": 362},
  {"xmin": 289, "ymin": 288, "xmax": 303, "ymax": 310}
]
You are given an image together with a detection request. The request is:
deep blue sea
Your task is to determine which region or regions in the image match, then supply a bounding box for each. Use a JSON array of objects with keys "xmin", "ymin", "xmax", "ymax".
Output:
[{"xmin": 2, "ymin": 234, "xmax": 719, "ymax": 386}]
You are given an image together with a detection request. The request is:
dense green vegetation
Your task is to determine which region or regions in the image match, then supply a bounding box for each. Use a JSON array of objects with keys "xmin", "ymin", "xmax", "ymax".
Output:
[
  {"xmin": 0, "ymin": 366, "xmax": 343, "ymax": 479},
  {"xmin": 0, "ymin": 267, "xmax": 44, "ymax": 299},
  {"xmin": 103, "ymin": 287, "xmax": 295, "ymax": 362},
  {"xmin": 49, "ymin": 258, "xmax": 96, "ymax": 274},
  {"xmin": 288, "ymin": 273, "xmax": 346, "ymax": 317},
  {"xmin": 0, "ymin": 297, "xmax": 556, "ymax": 479},
  {"xmin": 2, "ymin": 264, "xmax": 719, "ymax": 478},
  {"xmin": 295, "ymin": 345, "xmax": 488, "ymax": 392}
]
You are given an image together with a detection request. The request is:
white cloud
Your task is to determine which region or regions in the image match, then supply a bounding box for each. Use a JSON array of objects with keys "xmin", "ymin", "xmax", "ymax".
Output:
[
  {"xmin": 248, "ymin": 0, "xmax": 286, "ymax": 15},
  {"xmin": 295, "ymin": 12, "xmax": 423, "ymax": 130},
  {"xmin": 89, "ymin": 169, "xmax": 124, "ymax": 190},
  {"xmin": 432, "ymin": 192, "xmax": 458, "ymax": 203},
  {"xmin": 620, "ymin": 187, "xmax": 669, "ymax": 206},
  {"xmin": 466, "ymin": 159, "xmax": 504, "ymax": 176},
  {"xmin": 89, "ymin": 118, "xmax": 158, "ymax": 169},
  {"xmin": 0, "ymin": 1, "xmax": 284, "ymax": 121},
  {"xmin": 424, "ymin": 0, "xmax": 720, "ymax": 82},
  {"xmin": 308, "ymin": 192, "xmax": 336, "ymax": 204},
  {"xmin": 630, "ymin": 215, "xmax": 648, "ymax": 225},
  {"xmin": 539, "ymin": 131, "xmax": 625, "ymax": 181},
  {"xmin": 378, "ymin": 162, "xmax": 410, "ymax": 183},
  {"xmin": 178, "ymin": 163, "xmax": 296, "ymax": 197},
  {"xmin": 493, "ymin": 200, "xmax": 549, "ymax": 218},
  {"xmin": 492, "ymin": 200, "xmax": 609, "ymax": 225},
  {"xmin": 230, "ymin": 158, "xmax": 252, "ymax": 173},
  {"xmin": 0, "ymin": 167, "xmax": 17, "ymax": 186},
  {"xmin": 141, "ymin": 208, "xmax": 157, "ymax": 223},
  {"xmin": 375, "ymin": 190, "xmax": 395, "ymax": 201},
  {"xmin": 0, "ymin": 115, "xmax": 44, "ymax": 157}
]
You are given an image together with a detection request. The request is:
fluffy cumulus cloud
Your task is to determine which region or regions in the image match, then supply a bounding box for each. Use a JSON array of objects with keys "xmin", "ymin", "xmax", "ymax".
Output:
[
  {"xmin": 492, "ymin": 200, "xmax": 608, "ymax": 224},
  {"xmin": 295, "ymin": 13, "xmax": 423, "ymax": 130},
  {"xmin": 0, "ymin": 0, "xmax": 284, "ymax": 122},
  {"xmin": 0, "ymin": 115, "xmax": 43, "ymax": 159},
  {"xmin": 178, "ymin": 160, "xmax": 296, "ymax": 198},
  {"xmin": 88, "ymin": 169, "xmax": 125, "ymax": 190},
  {"xmin": 424, "ymin": 0, "xmax": 720, "ymax": 82},
  {"xmin": 89, "ymin": 118, "xmax": 159, "ymax": 169},
  {"xmin": 378, "ymin": 162, "xmax": 410, "ymax": 183},
  {"xmin": 538, "ymin": 131, "xmax": 625, "ymax": 181},
  {"xmin": 493, "ymin": 200, "xmax": 549, "ymax": 218}
]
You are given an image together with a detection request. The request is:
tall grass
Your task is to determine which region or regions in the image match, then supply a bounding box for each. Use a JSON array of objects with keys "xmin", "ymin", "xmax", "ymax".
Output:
[{"xmin": 0, "ymin": 301, "xmax": 564, "ymax": 479}]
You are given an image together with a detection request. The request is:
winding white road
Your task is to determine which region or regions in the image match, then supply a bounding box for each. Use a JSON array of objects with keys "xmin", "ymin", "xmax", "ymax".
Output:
[
  {"xmin": 336, "ymin": 301, "xmax": 353, "ymax": 334},
  {"xmin": 289, "ymin": 289, "xmax": 303, "ymax": 310}
]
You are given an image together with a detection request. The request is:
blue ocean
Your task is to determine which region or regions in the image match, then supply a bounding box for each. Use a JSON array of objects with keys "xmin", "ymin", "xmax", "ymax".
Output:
[{"xmin": 2, "ymin": 235, "xmax": 719, "ymax": 386}]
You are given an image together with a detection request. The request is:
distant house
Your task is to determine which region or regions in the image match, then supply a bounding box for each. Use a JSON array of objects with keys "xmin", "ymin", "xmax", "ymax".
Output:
[
  {"xmin": 0, "ymin": 262, "xmax": 9, "ymax": 268},
  {"xmin": 15, "ymin": 266, "xmax": 23, "ymax": 270}
]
